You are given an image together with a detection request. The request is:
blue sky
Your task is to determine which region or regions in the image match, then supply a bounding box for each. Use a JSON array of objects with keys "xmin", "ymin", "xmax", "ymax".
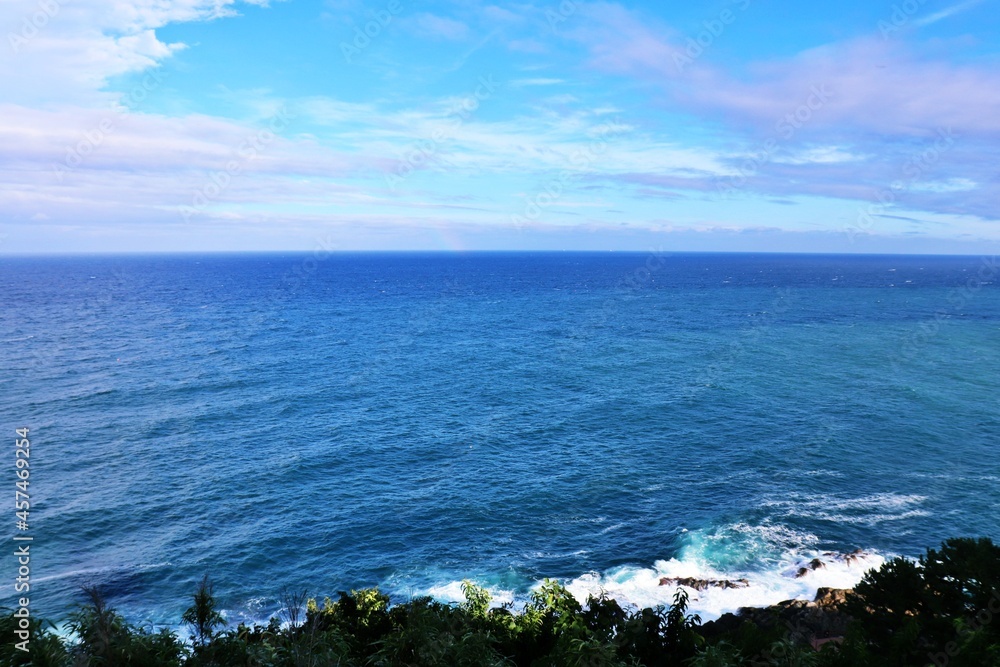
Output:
[{"xmin": 2, "ymin": 0, "xmax": 999, "ymax": 253}]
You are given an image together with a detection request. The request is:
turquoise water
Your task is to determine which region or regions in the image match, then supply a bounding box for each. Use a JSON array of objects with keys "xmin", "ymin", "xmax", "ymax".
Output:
[{"xmin": 2, "ymin": 252, "xmax": 998, "ymax": 624}]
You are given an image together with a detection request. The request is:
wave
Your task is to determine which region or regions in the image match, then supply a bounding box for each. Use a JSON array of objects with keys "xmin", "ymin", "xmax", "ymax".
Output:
[
  {"xmin": 759, "ymin": 492, "xmax": 929, "ymax": 526},
  {"xmin": 410, "ymin": 522, "xmax": 886, "ymax": 622},
  {"xmin": 33, "ymin": 561, "xmax": 173, "ymax": 585},
  {"xmin": 425, "ymin": 581, "xmax": 517, "ymax": 608},
  {"xmin": 56, "ymin": 521, "xmax": 892, "ymax": 629},
  {"xmin": 49, "ymin": 522, "xmax": 892, "ymax": 634}
]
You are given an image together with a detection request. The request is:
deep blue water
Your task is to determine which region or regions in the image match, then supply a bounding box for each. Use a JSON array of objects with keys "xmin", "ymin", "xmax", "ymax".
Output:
[{"xmin": 2, "ymin": 252, "xmax": 999, "ymax": 624}]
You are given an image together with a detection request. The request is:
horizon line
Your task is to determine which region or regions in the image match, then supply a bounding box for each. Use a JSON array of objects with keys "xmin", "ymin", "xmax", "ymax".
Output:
[{"xmin": 0, "ymin": 249, "xmax": 995, "ymax": 259}]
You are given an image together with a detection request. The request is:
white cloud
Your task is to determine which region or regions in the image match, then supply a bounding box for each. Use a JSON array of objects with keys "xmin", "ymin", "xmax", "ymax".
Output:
[
  {"xmin": 510, "ymin": 78, "xmax": 564, "ymax": 87},
  {"xmin": 910, "ymin": 178, "xmax": 977, "ymax": 192},
  {"xmin": 1, "ymin": 0, "xmax": 260, "ymax": 106},
  {"xmin": 773, "ymin": 147, "xmax": 868, "ymax": 165}
]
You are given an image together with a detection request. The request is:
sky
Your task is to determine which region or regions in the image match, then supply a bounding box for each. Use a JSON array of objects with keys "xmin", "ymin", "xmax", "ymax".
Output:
[{"xmin": 1, "ymin": 0, "xmax": 999, "ymax": 253}]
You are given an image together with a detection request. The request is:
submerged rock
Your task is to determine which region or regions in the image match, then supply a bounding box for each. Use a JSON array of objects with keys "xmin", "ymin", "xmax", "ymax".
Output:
[
  {"xmin": 844, "ymin": 548, "xmax": 866, "ymax": 566},
  {"xmin": 657, "ymin": 576, "xmax": 750, "ymax": 591},
  {"xmin": 795, "ymin": 557, "xmax": 827, "ymax": 578}
]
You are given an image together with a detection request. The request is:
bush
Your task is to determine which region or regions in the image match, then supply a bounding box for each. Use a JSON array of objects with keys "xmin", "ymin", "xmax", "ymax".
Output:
[
  {"xmin": 840, "ymin": 537, "xmax": 1000, "ymax": 666},
  {"xmin": 3, "ymin": 538, "xmax": 999, "ymax": 667},
  {"xmin": 67, "ymin": 586, "xmax": 186, "ymax": 667}
]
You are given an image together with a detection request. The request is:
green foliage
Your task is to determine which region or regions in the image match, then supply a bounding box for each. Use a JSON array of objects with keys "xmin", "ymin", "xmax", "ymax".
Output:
[
  {"xmin": 373, "ymin": 595, "xmax": 509, "ymax": 667},
  {"xmin": 664, "ymin": 589, "xmax": 703, "ymax": 655},
  {"xmin": 4, "ymin": 538, "xmax": 999, "ymax": 667},
  {"xmin": 0, "ymin": 612, "xmax": 67, "ymax": 667},
  {"xmin": 67, "ymin": 586, "xmax": 187, "ymax": 667},
  {"xmin": 837, "ymin": 537, "xmax": 1000, "ymax": 666},
  {"xmin": 601, "ymin": 588, "xmax": 703, "ymax": 667},
  {"xmin": 461, "ymin": 580, "xmax": 492, "ymax": 620},
  {"xmin": 920, "ymin": 537, "xmax": 1000, "ymax": 617},
  {"xmin": 182, "ymin": 575, "xmax": 226, "ymax": 649},
  {"xmin": 582, "ymin": 593, "xmax": 628, "ymax": 644},
  {"xmin": 684, "ymin": 641, "xmax": 741, "ymax": 667},
  {"xmin": 334, "ymin": 588, "xmax": 392, "ymax": 658},
  {"xmin": 844, "ymin": 555, "xmax": 927, "ymax": 659},
  {"xmin": 66, "ymin": 586, "xmax": 128, "ymax": 665},
  {"xmin": 759, "ymin": 639, "xmax": 819, "ymax": 667},
  {"xmin": 559, "ymin": 636, "xmax": 630, "ymax": 667}
]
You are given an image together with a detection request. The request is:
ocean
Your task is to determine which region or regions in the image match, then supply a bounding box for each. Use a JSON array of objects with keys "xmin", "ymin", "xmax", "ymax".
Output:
[{"xmin": 3, "ymin": 251, "xmax": 998, "ymax": 627}]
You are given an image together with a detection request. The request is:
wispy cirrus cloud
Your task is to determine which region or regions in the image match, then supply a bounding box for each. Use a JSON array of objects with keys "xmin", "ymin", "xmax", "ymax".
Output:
[
  {"xmin": 913, "ymin": 0, "xmax": 984, "ymax": 27},
  {"xmin": 510, "ymin": 78, "xmax": 564, "ymax": 87},
  {"xmin": 539, "ymin": 2, "xmax": 1000, "ymax": 230},
  {"xmin": 567, "ymin": 6, "xmax": 1000, "ymax": 139},
  {"xmin": 407, "ymin": 13, "xmax": 470, "ymax": 41}
]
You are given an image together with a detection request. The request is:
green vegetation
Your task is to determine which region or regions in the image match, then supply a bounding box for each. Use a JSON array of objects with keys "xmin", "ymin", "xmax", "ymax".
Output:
[{"xmin": 3, "ymin": 538, "xmax": 999, "ymax": 666}]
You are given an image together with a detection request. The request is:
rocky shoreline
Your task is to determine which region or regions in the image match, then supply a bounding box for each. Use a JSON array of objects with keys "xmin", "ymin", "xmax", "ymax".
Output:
[
  {"xmin": 701, "ymin": 586, "xmax": 854, "ymax": 651},
  {"xmin": 5, "ymin": 538, "xmax": 998, "ymax": 666},
  {"xmin": 655, "ymin": 549, "xmax": 873, "ymax": 650}
]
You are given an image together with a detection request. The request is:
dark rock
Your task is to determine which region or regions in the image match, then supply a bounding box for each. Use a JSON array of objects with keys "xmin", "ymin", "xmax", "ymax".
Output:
[
  {"xmin": 702, "ymin": 590, "xmax": 855, "ymax": 649},
  {"xmin": 794, "ymin": 558, "xmax": 827, "ymax": 578},
  {"xmin": 814, "ymin": 587, "xmax": 850, "ymax": 608},
  {"xmin": 657, "ymin": 577, "xmax": 750, "ymax": 591},
  {"xmin": 741, "ymin": 597, "xmax": 850, "ymax": 644},
  {"xmin": 702, "ymin": 584, "xmax": 856, "ymax": 649},
  {"xmin": 843, "ymin": 548, "xmax": 865, "ymax": 566},
  {"xmin": 698, "ymin": 612, "xmax": 744, "ymax": 640}
]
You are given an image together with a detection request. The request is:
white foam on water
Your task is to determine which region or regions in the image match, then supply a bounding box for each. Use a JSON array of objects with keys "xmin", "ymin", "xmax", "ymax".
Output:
[
  {"xmin": 563, "ymin": 550, "xmax": 885, "ymax": 621},
  {"xmin": 33, "ymin": 561, "xmax": 173, "ymax": 584},
  {"xmin": 760, "ymin": 492, "xmax": 929, "ymax": 526},
  {"xmin": 564, "ymin": 521, "xmax": 887, "ymax": 620},
  {"xmin": 424, "ymin": 581, "xmax": 516, "ymax": 608},
  {"xmin": 561, "ymin": 520, "xmax": 888, "ymax": 620},
  {"xmin": 600, "ymin": 522, "xmax": 627, "ymax": 535},
  {"xmin": 415, "ymin": 522, "xmax": 888, "ymax": 622}
]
